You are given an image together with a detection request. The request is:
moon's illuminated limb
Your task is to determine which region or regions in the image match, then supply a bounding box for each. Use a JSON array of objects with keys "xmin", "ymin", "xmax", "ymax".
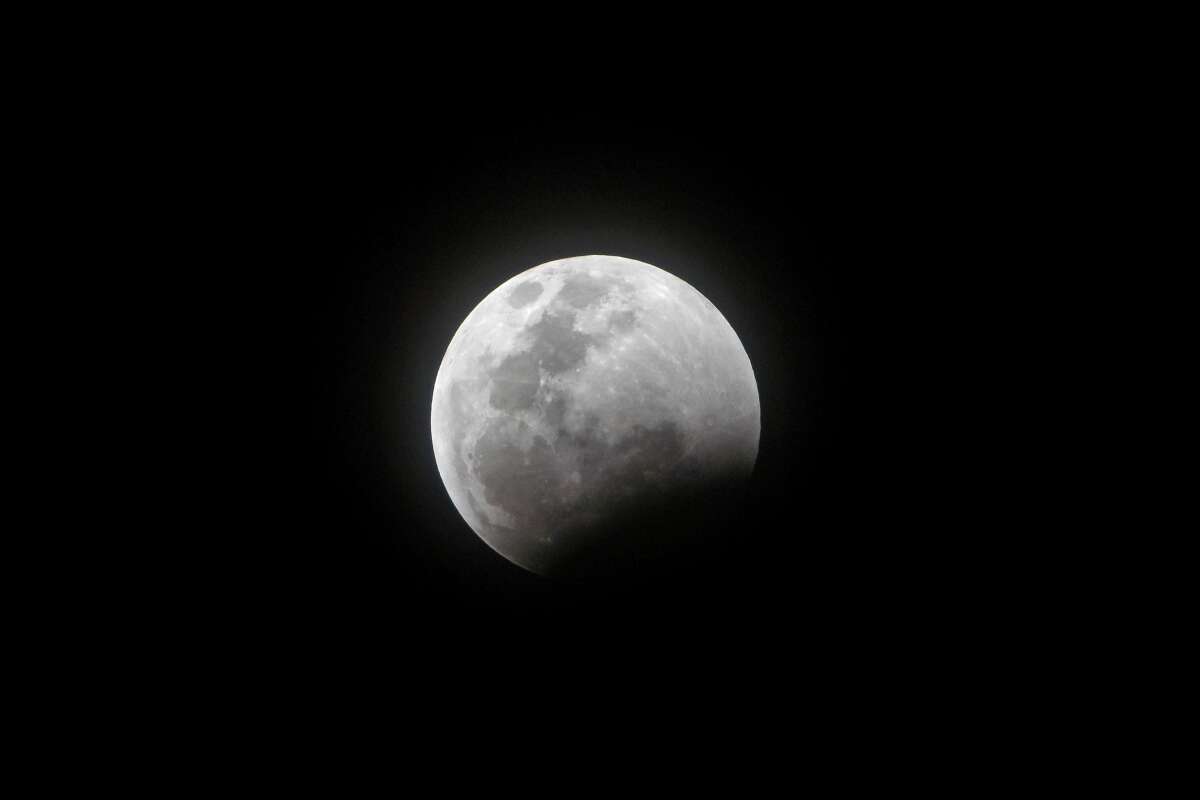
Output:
[{"xmin": 431, "ymin": 256, "xmax": 759, "ymax": 578}]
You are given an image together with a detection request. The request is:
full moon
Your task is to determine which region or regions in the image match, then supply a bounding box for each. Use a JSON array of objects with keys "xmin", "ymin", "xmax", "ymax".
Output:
[{"xmin": 431, "ymin": 255, "xmax": 759, "ymax": 579}]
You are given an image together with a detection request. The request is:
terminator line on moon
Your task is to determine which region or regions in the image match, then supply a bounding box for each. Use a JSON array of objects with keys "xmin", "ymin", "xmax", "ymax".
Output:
[{"xmin": 431, "ymin": 256, "xmax": 760, "ymax": 578}]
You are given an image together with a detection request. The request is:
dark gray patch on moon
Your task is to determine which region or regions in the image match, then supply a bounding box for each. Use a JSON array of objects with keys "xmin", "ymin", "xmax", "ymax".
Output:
[
  {"xmin": 488, "ymin": 311, "xmax": 594, "ymax": 411},
  {"xmin": 558, "ymin": 273, "xmax": 629, "ymax": 308},
  {"xmin": 474, "ymin": 420, "xmax": 557, "ymax": 526},
  {"xmin": 507, "ymin": 281, "xmax": 543, "ymax": 308},
  {"xmin": 538, "ymin": 389, "xmax": 567, "ymax": 429},
  {"xmin": 609, "ymin": 309, "xmax": 637, "ymax": 332},
  {"xmin": 556, "ymin": 412, "xmax": 603, "ymax": 460},
  {"xmin": 488, "ymin": 350, "xmax": 539, "ymax": 411},
  {"xmin": 524, "ymin": 311, "xmax": 594, "ymax": 374},
  {"xmin": 447, "ymin": 383, "xmax": 471, "ymax": 479}
]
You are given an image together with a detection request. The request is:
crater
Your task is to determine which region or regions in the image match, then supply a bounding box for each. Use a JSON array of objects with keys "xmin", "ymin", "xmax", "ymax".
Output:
[{"xmin": 508, "ymin": 281, "xmax": 543, "ymax": 308}]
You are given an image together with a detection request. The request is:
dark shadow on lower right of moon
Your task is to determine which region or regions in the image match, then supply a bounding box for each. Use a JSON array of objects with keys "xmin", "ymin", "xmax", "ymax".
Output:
[{"xmin": 541, "ymin": 472, "xmax": 754, "ymax": 587}]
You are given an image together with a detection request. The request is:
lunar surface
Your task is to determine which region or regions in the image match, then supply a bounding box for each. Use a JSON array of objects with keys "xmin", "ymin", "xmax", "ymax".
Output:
[{"xmin": 431, "ymin": 256, "xmax": 759, "ymax": 579}]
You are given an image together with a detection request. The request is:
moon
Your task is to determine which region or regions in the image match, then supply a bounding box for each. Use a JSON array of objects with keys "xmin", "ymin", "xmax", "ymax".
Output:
[{"xmin": 431, "ymin": 255, "xmax": 759, "ymax": 579}]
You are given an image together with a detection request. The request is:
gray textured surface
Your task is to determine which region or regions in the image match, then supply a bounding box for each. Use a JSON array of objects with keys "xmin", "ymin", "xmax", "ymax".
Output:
[{"xmin": 431, "ymin": 256, "xmax": 759, "ymax": 577}]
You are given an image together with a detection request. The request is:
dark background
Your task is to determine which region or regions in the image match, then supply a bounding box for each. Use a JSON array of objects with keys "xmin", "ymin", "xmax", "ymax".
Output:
[
  {"xmin": 63, "ymin": 21, "xmax": 1081, "ymax": 774},
  {"xmin": 239, "ymin": 83, "xmax": 994, "ymax": 679}
]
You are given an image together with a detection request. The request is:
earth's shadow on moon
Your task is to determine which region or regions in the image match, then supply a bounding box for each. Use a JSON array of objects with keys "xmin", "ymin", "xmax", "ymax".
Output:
[{"xmin": 529, "ymin": 473, "xmax": 752, "ymax": 587}]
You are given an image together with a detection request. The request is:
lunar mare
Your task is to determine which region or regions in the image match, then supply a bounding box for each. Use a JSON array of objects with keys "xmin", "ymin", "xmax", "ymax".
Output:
[{"xmin": 431, "ymin": 256, "xmax": 759, "ymax": 578}]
